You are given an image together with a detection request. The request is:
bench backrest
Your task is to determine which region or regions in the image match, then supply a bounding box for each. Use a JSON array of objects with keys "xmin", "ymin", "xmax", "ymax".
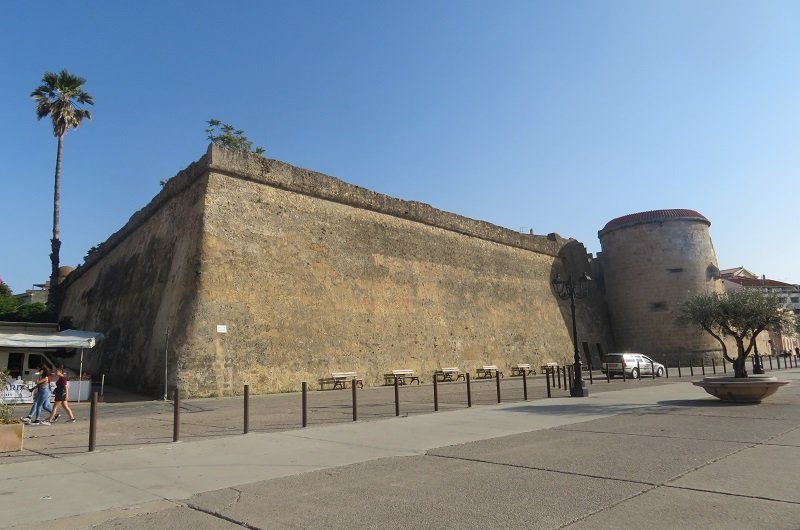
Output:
[
  {"xmin": 332, "ymin": 372, "xmax": 358, "ymax": 379},
  {"xmin": 481, "ymin": 365, "xmax": 498, "ymax": 370},
  {"xmin": 516, "ymin": 364, "xmax": 531, "ymax": 369},
  {"xmin": 441, "ymin": 367, "xmax": 461, "ymax": 373},
  {"xmin": 392, "ymin": 369, "xmax": 414, "ymax": 375}
]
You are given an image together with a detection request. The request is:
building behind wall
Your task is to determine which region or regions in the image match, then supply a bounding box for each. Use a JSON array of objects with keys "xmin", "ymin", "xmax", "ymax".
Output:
[{"xmin": 57, "ymin": 146, "xmax": 614, "ymax": 397}]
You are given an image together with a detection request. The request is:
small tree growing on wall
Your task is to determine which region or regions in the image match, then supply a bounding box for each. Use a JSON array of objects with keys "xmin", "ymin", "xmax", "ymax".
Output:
[
  {"xmin": 678, "ymin": 289, "xmax": 794, "ymax": 378},
  {"xmin": 206, "ymin": 119, "xmax": 265, "ymax": 155}
]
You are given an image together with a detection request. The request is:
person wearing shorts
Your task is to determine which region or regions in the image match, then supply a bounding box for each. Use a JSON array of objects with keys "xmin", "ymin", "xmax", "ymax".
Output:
[{"xmin": 46, "ymin": 367, "xmax": 76, "ymax": 423}]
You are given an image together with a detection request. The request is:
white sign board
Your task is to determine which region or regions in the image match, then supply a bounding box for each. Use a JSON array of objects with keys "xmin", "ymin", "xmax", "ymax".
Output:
[
  {"xmin": 1, "ymin": 379, "xmax": 35, "ymax": 404},
  {"xmin": 1, "ymin": 379, "xmax": 91, "ymax": 404},
  {"xmin": 216, "ymin": 325, "xmax": 228, "ymax": 334}
]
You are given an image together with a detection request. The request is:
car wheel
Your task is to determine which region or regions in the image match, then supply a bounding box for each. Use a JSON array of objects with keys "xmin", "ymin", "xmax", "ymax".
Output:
[
  {"xmin": 656, "ymin": 366, "xmax": 664, "ymax": 377},
  {"xmin": 630, "ymin": 368, "xmax": 639, "ymax": 379}
]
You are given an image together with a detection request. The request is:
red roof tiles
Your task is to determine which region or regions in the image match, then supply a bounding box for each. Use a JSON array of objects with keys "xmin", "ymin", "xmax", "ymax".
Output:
[{"xmin": 599, "ymin": 209, "xmax": 709, "ymax": 238}]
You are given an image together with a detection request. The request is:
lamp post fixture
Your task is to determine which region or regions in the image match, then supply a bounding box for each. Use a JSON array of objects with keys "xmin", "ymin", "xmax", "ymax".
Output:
[{"xmin": 552, "ymin": 272, "xmax": 592, "ymax": 397}]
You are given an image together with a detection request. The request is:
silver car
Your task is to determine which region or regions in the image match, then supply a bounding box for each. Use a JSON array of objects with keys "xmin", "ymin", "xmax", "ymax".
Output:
[{"xmin": 601, "ymin": 353, "xmax": 665, "ymax": 378}]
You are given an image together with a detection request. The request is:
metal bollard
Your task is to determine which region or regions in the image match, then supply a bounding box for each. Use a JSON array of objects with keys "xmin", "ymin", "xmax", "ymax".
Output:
[
  {"xmin": 433, "ymin": 375, "xmax": 439, "ymax": 412},
  {"xmin": 522, "ymin": 370, "xmax": 528, "ymax": 401},
  {"xmin": 768, "ymin": 355, "xmax": 773, "ymax": 370},
  {"xmin": 394, "ymin": 376, "xmax": 400, "ymax": 417},
  {"xmin": 302, "ymin": 382, "xmax": 308, "ymax": 427},
  {"xmin": 751, "ymin": 355, "xmax": 756, "ymax": 372},
  {"xmin": 622, "ymin": 364, "xmax": 627, "ymax": 382},
  {"xmin": 495, "ymin": 370, "xmax": 502, "ymax": 403},
  {"xmin": 606, "ymin": 366, "xmax": 610, "ymax": 383},
  {"xmin": 88, "ymin": 391, "xmax": 98, "ymax": 452},
  {"xmin": 546, "ymin": 368, "xmax": 552, "ymax": 398},
  {"xmin": 352, "ymin": 382, "xmax": 358, "ymax": 422},
  {"xmin": 637, "ymin": 361, "xmax": 641, "ymax": 381},
  {"xmin": 677, "ymin": 359, "xmax": 682, "ymax": 378},
  {"xmin": 650, "ymin": 361, "xmax": 655, "ymax": 380},
  {"xmin": 712, "ymin": 358, "xmax": 716, "ymax": 374},
  {"xmin": 466, "ymin": 373, "xmax": 472, "ymax": 407},
  {"xmin": 701, "ymin": 359, "xmax": 705, "ymax": 376},
  {"xmin": 689, "ymin": 359, "xmax": 694, "ymax": 377},
  {"xmin": 243, "ymin": 384, "xmax": 250, "ymax": 434},
  {"xmin": 173, "ymin": 387, "xmax": 180, "ymax": 443},
  {"xmin": 665, "ymin": 363, "xmax": 669, "ymax": 379},
  {"xmin": 723, "ymin": 358, "xmax": 727, "ymax": 373},
  {"xmin": 566, "ymin": 366, "xmax": 572, "ymax": 393},
  {"xmin": 557, "ymin": 366, "xmax": 562, "ymax": 389},
  {"xmin": 588, "ymin": 361, "xmax": 593, "ymax": 385}
]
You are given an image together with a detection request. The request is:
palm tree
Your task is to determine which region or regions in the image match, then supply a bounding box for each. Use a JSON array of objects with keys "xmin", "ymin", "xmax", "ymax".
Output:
[{"xmin": 31, "ymin": 69, "xmax": 94, "ymax": 315}]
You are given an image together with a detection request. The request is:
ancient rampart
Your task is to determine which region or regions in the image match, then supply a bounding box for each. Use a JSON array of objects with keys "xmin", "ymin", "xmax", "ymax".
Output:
[{"xmin": 60, "ymin": 146, "xmax": 613, "ymax": 397}]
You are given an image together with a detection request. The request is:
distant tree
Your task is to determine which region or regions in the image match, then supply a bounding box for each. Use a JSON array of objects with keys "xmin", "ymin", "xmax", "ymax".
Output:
[
  {"xmin": 31, "ymin": 69, "xmax": 94, "ymax": 315},
  {"xmin": 678, "ymin": 290, "xmax": 794, "ymax": 378},
  {"xmin": 0, "ymin": 281, "xmax": 50, "ymax": 322},
  {"xmin": 12, "ymin": 303, "xmax": 49, "ymax": 323},
  {"xmin": 0, "ymin": 287, "xmax": 18, "ymax": 317},
  {"xmin": 206, "ymin": 119, "xmax": 265, "ymax": 155}
]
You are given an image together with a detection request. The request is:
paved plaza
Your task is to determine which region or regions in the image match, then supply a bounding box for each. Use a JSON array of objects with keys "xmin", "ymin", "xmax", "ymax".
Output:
[{"xmin": 1, "ymin": 369, "xmax": 799, "ymax": 529}]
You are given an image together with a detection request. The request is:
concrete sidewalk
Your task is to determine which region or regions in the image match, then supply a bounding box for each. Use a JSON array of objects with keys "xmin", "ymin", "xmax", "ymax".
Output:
[{"xmin": 2, "ymin": 370, "xmax": 799, "ymax": 529}]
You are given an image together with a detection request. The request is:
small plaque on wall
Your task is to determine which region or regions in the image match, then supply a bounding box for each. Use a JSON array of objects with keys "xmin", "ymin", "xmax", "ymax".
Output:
[{"xmin": 216, "ymin": 325, "xmax": 228, "ymax": 334}]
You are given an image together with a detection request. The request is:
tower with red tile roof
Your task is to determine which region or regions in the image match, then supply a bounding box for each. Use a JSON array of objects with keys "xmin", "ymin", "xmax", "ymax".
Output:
[{"xmin": 598, "ymin": 209, "xmax": 722, "ymax": 360}]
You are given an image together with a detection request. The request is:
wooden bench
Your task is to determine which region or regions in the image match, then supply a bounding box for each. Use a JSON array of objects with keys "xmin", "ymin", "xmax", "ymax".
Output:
[
  {"xmin": 540, "ymin": 362, "xmax": 559, "ymax": 374},
  {"xmin": 383, "ymin": 369, "xmax": 421, "ymax": 385},
  {"xmin": 434, "ymin": 367, "xmax": 465, "ymax": 382},
  {"xmin": 476, "ymin": 365, "xmax": 504, "ymax": 379},
  {"xmin": 510, "ymin": 363, "xmax": 535, "ymax": 376},
  {"xmin": 318, "ymin": 372, "xmax": 364, "ymax": 390}
]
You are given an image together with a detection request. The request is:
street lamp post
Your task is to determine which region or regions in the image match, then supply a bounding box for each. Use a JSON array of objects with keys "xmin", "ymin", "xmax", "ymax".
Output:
[{"xmin": 552, "ymin": 272, "xmax": 592, "ymax": 397}]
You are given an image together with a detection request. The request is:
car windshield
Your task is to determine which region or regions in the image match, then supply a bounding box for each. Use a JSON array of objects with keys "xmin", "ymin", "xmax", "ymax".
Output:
[{"xmin": 605, "ymin": 355, "xmax": 624, "ymax": 363}]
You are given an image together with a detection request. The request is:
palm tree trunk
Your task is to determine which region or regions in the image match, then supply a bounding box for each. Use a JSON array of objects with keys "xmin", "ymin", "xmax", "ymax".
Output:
[{"xmin": 47, "ymin": 134, "xmax": 63, "ymax": 317}]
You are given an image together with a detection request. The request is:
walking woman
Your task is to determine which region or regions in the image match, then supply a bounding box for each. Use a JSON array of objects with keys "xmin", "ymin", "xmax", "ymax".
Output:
[
  {"xmin": 46, "ymin": 367, "xmax": 76, "ymax": 423},
  {"xmin": 25, "ymin": 366, "xmax": 53, "ymax": 424}
]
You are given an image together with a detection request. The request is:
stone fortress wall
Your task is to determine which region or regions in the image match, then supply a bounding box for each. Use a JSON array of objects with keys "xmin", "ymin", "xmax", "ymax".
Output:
[
  {"xmin": 597, "ymin": 210, "xmax": 723, "ymax": 360},
  {"xmin": 59, "ymin": 146, "xmax": 615, "ymax": 397}
]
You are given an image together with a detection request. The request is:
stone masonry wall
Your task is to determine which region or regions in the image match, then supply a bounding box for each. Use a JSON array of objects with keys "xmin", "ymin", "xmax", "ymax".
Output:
[
  {"xmin": 599, "ymin": 219, "xmax": 722, "ymax": 361},
  {"xmin": 60, "ymin": 146, "xmax": 613, "ymax": 397},
  {"xmin": 58, "ymin": 158, "xmax": 208, "ymax": 393}
]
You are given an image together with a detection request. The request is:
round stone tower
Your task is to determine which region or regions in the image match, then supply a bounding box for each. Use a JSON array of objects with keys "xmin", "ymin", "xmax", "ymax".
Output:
[{"xmin": 598, "ymin": 209, "xmax": 722, "ymax": 361}]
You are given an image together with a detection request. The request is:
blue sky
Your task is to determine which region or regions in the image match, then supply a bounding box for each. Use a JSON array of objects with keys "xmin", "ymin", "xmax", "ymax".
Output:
[{"xmin": 2, "ymin": 1, "xmax": 798, "ymax": 294}]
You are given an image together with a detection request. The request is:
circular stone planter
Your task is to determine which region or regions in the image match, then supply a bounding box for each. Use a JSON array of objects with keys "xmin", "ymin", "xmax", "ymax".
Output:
[{"xmin": 693, "ymin": 376, "xmax": 790, "ymax": 403}]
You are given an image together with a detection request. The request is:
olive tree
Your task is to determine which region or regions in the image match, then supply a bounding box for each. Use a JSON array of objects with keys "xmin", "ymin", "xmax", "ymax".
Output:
[{"xmin": 678, "ymin": 289, "xmax": 794, "ymax": 378}]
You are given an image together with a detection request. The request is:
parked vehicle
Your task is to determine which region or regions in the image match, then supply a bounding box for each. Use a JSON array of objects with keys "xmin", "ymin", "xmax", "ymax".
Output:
[
  {"xmin": 601, "ymin": 353, "xmax": 665, "ymax": 379},
  {"xmin": 0, "ymin": 351, "xmax": 66, "ymax": 380}
]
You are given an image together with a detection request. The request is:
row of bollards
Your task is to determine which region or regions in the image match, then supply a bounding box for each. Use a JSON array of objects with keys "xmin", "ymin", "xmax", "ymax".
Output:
[{"xmin": 85, "ymin": 355, "xmax": 799, "ymax": 452}]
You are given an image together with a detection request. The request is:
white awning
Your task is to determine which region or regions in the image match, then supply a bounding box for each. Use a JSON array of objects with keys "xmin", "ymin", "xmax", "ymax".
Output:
[{"xmin": 0, "ymin": 329, "xmax": 104, "ymax": 349}]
